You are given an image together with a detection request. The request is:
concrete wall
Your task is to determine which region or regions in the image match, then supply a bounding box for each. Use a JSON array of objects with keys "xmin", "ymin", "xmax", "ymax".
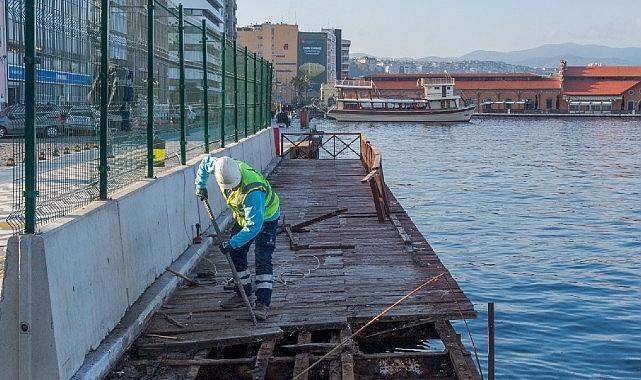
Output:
[{"xmin": 0, "ymin": 128, "xmax": 278, "ymax": 380}]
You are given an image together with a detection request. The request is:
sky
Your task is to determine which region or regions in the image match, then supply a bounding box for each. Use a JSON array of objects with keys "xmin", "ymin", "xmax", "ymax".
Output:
[{"xmin": 236, "ymin": 0, "xmax": 641, "ymax": 58}]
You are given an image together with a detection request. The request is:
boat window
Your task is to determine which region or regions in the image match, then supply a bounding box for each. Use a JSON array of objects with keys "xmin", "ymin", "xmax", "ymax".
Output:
[{"xmin": 434, "ymin": 86, "xmax": 440, "ymax": 90}]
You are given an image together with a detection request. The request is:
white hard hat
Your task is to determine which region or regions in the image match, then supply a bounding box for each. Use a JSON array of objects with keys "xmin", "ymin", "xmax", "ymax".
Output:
[{"xmin": 214, "ymin": 156, "xmax": 241, "ymax": 190}]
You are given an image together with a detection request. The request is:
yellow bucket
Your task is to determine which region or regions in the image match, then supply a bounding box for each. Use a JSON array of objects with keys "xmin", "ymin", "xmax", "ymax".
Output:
[{"xmin": 153, "ymin": 139, "xmax": 166, "ymax": 167}]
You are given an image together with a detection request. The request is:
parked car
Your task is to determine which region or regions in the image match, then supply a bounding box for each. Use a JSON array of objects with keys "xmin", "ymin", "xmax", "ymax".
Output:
[
  {"xmin": 65, "ymin": 106, "xmax": 99, "ymax": 136},
  {"xmin": 0, "ymin": 104, "xmax": 64, "ymax": 138}
]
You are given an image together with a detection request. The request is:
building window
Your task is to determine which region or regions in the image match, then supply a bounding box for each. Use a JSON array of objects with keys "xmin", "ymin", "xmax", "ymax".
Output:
[
  {"xmin": 629, "ymin": 90, "xmax": 634, "ymax": 95},
  {"xmin": 546, "ymin": 98, "xmax": 553, "ymax": 109},
  {"xmin": 504, "ymin": 98, "xmax": 512, "ymax": 110},
  {"xmin": 628, "ymin": 101, "xmax": 634, "ymax": 111}
]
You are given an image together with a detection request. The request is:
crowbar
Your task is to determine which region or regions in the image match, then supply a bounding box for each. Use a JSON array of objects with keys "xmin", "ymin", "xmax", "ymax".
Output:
[{"xmin": 201, "ymin": 198, "xmax": 257, "ymax": 325}]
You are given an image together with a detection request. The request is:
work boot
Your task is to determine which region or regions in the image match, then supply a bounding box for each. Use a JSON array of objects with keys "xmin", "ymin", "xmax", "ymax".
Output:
[
  {"xmin": 220, "ymin": 292, "xmax": 252, "ymax": 309},
  {"xmin": 254, "ymin": 303, "xmax": 269, "ymax": 321}
]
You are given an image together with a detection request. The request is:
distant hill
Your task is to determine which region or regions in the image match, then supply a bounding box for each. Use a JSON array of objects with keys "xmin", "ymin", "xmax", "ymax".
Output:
[
  {"xmin": 354, "ymin": 43, "xmax": 641, "ymax": 67},
  {"xmin": 459, "ymin": 43, "xmax": 641, "ymax": 67}
]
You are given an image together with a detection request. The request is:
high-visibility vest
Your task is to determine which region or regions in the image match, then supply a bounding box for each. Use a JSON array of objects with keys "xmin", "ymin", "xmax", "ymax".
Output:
[{"xmin": 224, "ymin": 160, "xmax": 279, "ymax": 227}]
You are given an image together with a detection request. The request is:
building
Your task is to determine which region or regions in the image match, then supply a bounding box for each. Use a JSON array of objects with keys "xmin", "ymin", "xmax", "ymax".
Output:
[
  {"xmin": 360, "ymin": 73, "xmax": 561, "ymax": 112},
  {"xmin": 237, "ymin": 23, "xmax": 298, "ymax": 104},
  {"xmin": 341, "ymin": 39, "xmax": 351, "ymax": 80},
  {"xmin": 5, "ymin": 0, "xmax": 96, "ymax": 105},
  {"xmin": 224, "ymin": 0, "xmax": 237, "ymax": 39},
  {"xmin": 0, "ymin": 0, "xmax": 7, "ymax": 109},
  {"xmin": 560, "ymin": 60, "xmax": 641, "ymax": 113},
  {"xmin": 320, "ymin": 29, "xmax": 337, "ymax": 85},
  {"xmin": 182, "ymin": 0, "xmax": 226, "ymax": 33},
  {"xmin": 359, "ymin": 61, "xmax": 641, "ymax": 114}
]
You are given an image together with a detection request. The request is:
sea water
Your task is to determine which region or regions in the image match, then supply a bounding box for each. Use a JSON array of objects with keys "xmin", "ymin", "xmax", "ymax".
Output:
[{"xmin": 317, "ymin": 117, "xmax": 641, "ymax": 379}]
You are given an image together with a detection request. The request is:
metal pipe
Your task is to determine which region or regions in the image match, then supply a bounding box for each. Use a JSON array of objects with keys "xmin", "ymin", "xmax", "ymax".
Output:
[
  {"xmin": 99, "ymin": 0, "xmax": 109, "ymax": 199},
  {"xmin": 146, "ymin": 0, "xmax": 155, "ymax": 178},
  {"xmin": 488, "ymin": 302, "xmax": 495, "ymax": 380},
  {"xmin": 220, "ymin": 33, "xmax": 226, "ymax": 147},
  {"xmin": 178, "ymin": 4, "xmax": 186, "ymax": 165},
  {"xmin": 201, "ymin": 20, "xmax": 209, "ymax": 153}
]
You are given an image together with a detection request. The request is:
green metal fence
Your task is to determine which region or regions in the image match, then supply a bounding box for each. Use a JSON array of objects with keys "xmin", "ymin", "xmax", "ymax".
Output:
[{"xmin": 3, "ymin": 0, "xmax": 273, "ymax": 234}]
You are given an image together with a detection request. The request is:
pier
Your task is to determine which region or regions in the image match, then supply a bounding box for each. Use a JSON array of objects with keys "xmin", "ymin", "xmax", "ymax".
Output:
[{"xmin": 110, "ymin": 133, "xmax": 480, "ymax": 379}]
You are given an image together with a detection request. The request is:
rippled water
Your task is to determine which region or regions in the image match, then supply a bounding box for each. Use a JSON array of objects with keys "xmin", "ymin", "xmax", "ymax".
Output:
[{"xmin": 317, "ymin": 117, "xmax": 641, "ymax": 379}]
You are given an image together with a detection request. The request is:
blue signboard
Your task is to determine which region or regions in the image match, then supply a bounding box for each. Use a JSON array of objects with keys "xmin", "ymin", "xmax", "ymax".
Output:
[{"xmin": 8, "ymin": 64, "xmax": 92, "ymax": 86}]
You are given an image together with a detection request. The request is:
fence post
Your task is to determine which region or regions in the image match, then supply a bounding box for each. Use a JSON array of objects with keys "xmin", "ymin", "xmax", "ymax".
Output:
[
  {"xmin": 99, "ymin": 0, "xmax": 109, "ymax": 199},
  {"xmin": 24, "ymin": 0, "xmax": 36, "ymax": 233},
  {"xmin": 178, "ymin": 4, "xmax": 186, "ymax": 164},
  {"xmin": 253, "ymin": 52, "xmax": 257, "ymax": 134},
  {"xmin": 268, "ymin": 63, "xmax": 273, "ymax": 126},
  {"xmin": 201, "ymin": 20, "xmax": 209, "ymax": 153},
  {"xmin": 259, "ymin": 57, "xmax": 264, "ymax": 130},
  {"xmin": 220, "ymin": 33, "xmax": 226, "ymax": 148},
  {"xmin": 146, "ymin": 0, "xmax": 155, "ymax": 178},
  {"xmin": 244, "ymin": 46, "xmax": 248, "ymax": 137},
  {"xmin": 233, "ymin": 40, "xmax": 238, "ymax": 142}
]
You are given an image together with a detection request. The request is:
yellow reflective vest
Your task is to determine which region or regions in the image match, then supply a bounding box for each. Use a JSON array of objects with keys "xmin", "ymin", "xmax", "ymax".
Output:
[{"xmin": 223, "ymin": 160, "xmax": 279, "ymax": 227}]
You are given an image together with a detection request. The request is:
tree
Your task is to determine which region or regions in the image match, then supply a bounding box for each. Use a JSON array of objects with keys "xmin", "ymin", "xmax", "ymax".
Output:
[{"xmin": 291, "ymin": 75, "xmax": 311, "ymax": 106}]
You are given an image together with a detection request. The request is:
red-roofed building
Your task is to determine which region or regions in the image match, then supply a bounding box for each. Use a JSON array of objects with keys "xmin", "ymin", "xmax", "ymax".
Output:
[
  {"xmin": 348, "ymin": 61, "xmax": 641, "ymax": 114},
  {"xmin": 359, "ymin": 73, "xmax": 562, "ymax": 112},
  {"xmin": 560, "ymin": 60, "xmax": 641, "ymax": 113}
]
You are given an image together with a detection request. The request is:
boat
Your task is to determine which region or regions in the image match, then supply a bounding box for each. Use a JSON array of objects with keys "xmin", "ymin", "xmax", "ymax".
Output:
[{"xmin": 327, "ymin": 77, "xmax": 475, "ymax": 122}]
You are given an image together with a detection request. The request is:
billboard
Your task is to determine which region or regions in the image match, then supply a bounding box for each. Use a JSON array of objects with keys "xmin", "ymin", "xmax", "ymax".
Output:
[{"xmin": 297, "ymin": 32, "xmax": 328, "ymax": 95}]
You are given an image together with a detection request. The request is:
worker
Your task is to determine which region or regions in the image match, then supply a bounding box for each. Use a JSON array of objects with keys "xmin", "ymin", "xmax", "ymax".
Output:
[{"xmin": 195, "ymin": 156, "xmax": 280, "ymax": 320}]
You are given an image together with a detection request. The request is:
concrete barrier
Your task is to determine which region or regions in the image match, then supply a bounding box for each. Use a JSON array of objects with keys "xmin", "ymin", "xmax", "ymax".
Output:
[{"xmin": 0, "ymin": 128, "xmax": 278, "ymax": 380}]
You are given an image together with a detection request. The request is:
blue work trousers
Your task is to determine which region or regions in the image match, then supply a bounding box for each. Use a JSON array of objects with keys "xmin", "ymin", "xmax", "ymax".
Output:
[{"xmin": 229, "ymin": 219, "xmax": 278, "ymax": 306}]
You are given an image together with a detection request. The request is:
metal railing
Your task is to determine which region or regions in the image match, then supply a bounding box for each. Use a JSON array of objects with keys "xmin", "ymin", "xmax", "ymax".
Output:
[
  {"xmin": 2, "ymin": 0, "xmax": 273, "ymax": 234},
  {"xmin": 280, "ymin": 132, "xmax": 362, "ymax": 160},
  {"xmin": 335, "ymin": 79, "xmax": 375, "ymax": 89},
  {"xmin": 419, "ymin": 78, "xmax": 455, "ymax": 86}
]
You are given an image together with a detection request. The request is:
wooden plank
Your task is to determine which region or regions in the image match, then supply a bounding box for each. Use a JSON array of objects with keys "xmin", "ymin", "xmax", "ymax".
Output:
[
  {"xmin": 292, "ymin": 331, "xmax": 312, "ymax": 380},
  {"xmin": 252, "ymin": 340, "xmax": 276, "ymax": 380},
  {"xmin": 435, "ymin": 320, "xmax": 482, "ymax": 380},
  {"xmin": 136, "ymin": 327, "xmax": 283, "ymax": 356},
  {"xmin": 184, "ymin": 350, "xmax": 209, "ymax": 380},
  {"xmin": 340, "ymin": 327, "xmax": 355, "ymax": 380},
  {"xmin": 329, "ymin": 332, "xmax": 341, "ymax": 380}
]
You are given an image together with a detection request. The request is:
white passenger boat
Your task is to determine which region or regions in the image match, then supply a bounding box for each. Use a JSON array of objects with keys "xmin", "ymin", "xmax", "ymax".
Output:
[{"xmin": 327, "ymin": 78, "xmax": 475, "ymax": 122}]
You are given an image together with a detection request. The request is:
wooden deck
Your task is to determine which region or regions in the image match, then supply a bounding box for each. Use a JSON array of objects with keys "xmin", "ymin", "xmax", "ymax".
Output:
[{"xmin": 111, "ymin": 155, "xmax": 479, "ymax": 379}]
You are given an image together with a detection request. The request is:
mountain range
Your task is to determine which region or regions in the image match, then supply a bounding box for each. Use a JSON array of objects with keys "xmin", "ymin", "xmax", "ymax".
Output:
[{"xmin": 352, "ymin": 43, "xmax": 641, "ymax": 68}]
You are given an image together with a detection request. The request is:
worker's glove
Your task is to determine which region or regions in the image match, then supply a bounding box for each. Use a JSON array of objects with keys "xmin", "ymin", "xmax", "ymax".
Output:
[
  {"xmin": 195, "ymin": 188, "xmax": 208, "ymax": 200},
  {"xmin": 219, "ymin": 240, "xmax": 234, "ymax": 255}
]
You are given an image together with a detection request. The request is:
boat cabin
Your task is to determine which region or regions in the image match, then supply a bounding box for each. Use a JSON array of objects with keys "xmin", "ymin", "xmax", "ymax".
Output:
[{"xmin": 334, "ymin": 77, "xmax": 463, "ymax": 111}]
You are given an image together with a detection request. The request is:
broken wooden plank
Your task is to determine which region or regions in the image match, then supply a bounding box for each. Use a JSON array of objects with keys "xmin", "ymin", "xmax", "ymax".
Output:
[
  {"xmin": 282, "ymin": 343, "xmax": 339, "ymax": 354},
  {"xmin": 340, "ymin": 327, "xmax": 355, "ymax": 380},
  {"xmin": 251, "ymin": 340, "xmax": 276, "ymax": 380},
  {"xmin": 435, "ymin": 320, "xmax": 482, "ymax": 380},
  {"xmin": 278, "ymin": 208, "xmax": 349, "ymax": 235},
  {"xmin": 166, "ymin": 267, "xmax": 199, "ymax": 286},
  {"xmin": 292, "ymin": 331, "xmax": 312, "ymax": 380},
  {"xmin": 136, "ymin": 327, "xmax": 283, "ymax": 356}
]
